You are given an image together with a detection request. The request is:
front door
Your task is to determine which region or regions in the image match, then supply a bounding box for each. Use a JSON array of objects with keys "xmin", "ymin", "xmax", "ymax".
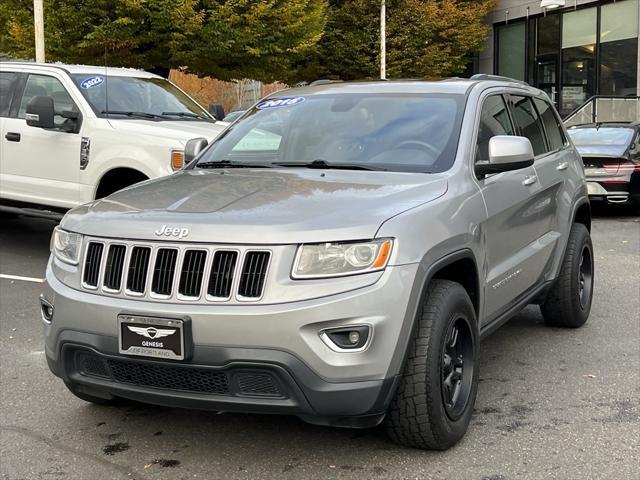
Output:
[
  {"xmin": 1, "ymin": 72, "xmax": 82, "ymax": 208},
  {"xmin": 475, "ymin": 94, "xmax": 549, "ymax": 323}
]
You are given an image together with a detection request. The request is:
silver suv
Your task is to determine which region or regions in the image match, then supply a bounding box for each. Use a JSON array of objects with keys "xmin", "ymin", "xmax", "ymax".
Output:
[{"xmin": 42, "ymin": 76, "xmax": 594, "ymax": 450}]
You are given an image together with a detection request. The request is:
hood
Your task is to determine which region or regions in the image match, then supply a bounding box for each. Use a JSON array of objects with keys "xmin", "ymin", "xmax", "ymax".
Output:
[
  {"xmin": 62, "ymin": 169, "xmax": 448, "ymax": 244},
  {"xmin": 108, "ymin": 118, "xmax": 227, "ymax": 143}
]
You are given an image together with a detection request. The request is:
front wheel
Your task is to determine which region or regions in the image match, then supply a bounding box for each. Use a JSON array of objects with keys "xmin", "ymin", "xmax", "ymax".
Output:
[
  {"xmin": 385, "ymin": 279, "xmax": 479, "ymax": 450},
  {"xmin": 540, "ymin": 223, "xmax": 594, "ymax": 328}
]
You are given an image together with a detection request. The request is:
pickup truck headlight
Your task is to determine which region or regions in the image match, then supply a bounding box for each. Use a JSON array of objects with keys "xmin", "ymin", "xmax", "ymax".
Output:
[
  {"xmin": 51, "ymin": 227, "xmax": 83, "ymax": 265},
  {"xmin": 292, "ymin": 239, "xmax": 393, "ymax": 279}
]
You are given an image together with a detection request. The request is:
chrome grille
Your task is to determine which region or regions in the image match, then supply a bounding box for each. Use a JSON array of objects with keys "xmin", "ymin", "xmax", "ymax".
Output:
[
  {"xmin": 126, "ymin": 247, "xmax": 151, "ymax": 294},
  {"xmin": 238, "ymin": 251, "xmax": 270, "ymax": 298},
  {"xmin": 151, "ymin": 248, "xmax": 178, "ymax": 296},
  {"xmin": 83, "ymin": 242, "xmax": 104, "ymax": 288},
  {"xmin": 207, "ymin": 250, "xmax": 238, "ymax": 299},
  {"xmin": 103, "ymin": 245, "xmax": 126, "ymax": 291},
  {"xmin": 79, "ymin": 239, "xmax": 271, "ymax": 303},
  {"xmin": 178, "ymin": 250, "xmax": 207, "ymax": 298}
]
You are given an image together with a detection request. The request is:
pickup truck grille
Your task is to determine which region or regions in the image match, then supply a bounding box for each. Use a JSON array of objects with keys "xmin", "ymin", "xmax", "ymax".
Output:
[{"xmin": 81, "ymin": 240, "xmax": 271, "ymax": 302}]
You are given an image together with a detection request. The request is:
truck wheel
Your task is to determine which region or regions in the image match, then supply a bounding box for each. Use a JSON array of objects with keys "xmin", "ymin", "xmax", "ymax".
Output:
[
  {"xmin": 385, "ymin": 279, "xmax": 478, "ymax": 450},
  {"xmin": 540, "ymin": 223, "xmax": 594, "ymax": 328},
  {"xmin": 64, "ymin": 381, "xmax": 119, "ymax": 406}
]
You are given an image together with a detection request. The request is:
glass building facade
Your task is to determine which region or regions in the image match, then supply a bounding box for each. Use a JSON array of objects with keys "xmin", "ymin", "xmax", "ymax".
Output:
[{"xmin": 491, "ymin": 0, "xmax": 639, "ymax": 117}]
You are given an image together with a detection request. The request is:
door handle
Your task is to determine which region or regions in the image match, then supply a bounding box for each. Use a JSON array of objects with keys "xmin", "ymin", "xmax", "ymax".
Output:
[
  {"xmin": 5, "ymin": 132, "xmax": 20, "ymax": 142},
  {"xmin": 557, "ymin": 162, "xmax": 569, "ymax": 171},
  {"xmin": 522, "ymin": 175, "xmax": 538, "ymax": 186}
]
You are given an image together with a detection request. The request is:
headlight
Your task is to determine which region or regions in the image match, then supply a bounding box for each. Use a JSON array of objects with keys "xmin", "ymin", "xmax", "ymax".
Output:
[
  {"xmin": 292, "ymin": 239, "xmax": 393, "ymax": 279},
  {"xmin": 171, "ymin": 150, "xmax": 184, "ymax": 170},
  {"xmin": 51, "ymin": 227, "xmax": 83, "ymax": 265}
]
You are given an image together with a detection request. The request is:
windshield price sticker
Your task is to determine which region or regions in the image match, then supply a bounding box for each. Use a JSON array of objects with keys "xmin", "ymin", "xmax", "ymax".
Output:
[
  {"xmin": 80, "ymin": 76, "xmax": 105, "ymax": 89},
  {"xmin": 256, "ymin": 97, "xmax": 305, "ymax": 110}
]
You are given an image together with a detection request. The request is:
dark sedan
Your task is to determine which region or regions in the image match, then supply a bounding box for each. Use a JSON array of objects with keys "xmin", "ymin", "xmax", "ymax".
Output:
[{"xmin": 568, "ymin": 122, "xmax": 640, "ymax": 205}]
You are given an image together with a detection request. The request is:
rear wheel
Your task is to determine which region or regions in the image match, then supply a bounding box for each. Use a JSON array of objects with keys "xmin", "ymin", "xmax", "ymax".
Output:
[
  {"xmin": 385, "ymin": 280, "xmax": 478, "ymax": 450},
  {"xmin": 540, "ymin": 223, "xmax": 594, "ymax": 328}
]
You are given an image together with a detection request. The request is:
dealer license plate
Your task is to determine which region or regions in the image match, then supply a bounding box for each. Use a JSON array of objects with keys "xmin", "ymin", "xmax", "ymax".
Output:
[{"xmin": 118, "ymin": 314, "xmax": 184, "ymax": 360}]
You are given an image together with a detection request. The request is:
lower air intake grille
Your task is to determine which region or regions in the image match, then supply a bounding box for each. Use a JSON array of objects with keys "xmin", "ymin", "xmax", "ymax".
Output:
[
  {"xmin": 151, "ymin": 248, "xmax": 178, "ymax": 296},
  {"xmin": 236, "ymin": 373, "xmax": 281, "ymax": 397},
  {"xmin": 83, "ymin": 242, "xmax": 104, "ymax": 287},
  {"xmin": 107, "ymin": 359, "xmax": 229, "ymax": 394},
  {"xmin": 238, "ymin": 251, "xmax": 270, "ymax": 298},
  {"xmin": 103, "ymin": 245, "xmax": 126, "ymax": 291}
]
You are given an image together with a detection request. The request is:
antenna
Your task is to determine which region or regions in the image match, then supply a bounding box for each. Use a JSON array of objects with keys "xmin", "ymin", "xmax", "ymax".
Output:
[{"xmin": 104, "ymin": 43, "xmax": 109, "ymax": 117}]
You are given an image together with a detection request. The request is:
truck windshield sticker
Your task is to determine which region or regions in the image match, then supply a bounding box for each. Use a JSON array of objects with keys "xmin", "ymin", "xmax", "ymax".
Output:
[
  {"xmin": 80, "ymin": 76, "xmax": 104, "ymax": 89},
  {"xmin": 256, "ymin": 97, "xmax": 305, "ymax": 110}
]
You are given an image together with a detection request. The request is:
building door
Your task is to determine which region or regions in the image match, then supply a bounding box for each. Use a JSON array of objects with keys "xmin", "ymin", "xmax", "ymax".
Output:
[{"xmin": 536, "ymin": 54, "xmax": 559, "ymax": 105}]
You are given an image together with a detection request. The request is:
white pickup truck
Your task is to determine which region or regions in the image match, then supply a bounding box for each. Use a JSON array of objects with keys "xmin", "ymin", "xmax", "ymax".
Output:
[{"xmin": 0, "ymin": 62, "xmax": 226, "ymax": 218}]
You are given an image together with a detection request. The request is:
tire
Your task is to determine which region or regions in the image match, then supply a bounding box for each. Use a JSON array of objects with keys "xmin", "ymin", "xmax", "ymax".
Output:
[
  {"xmin": 385, "ymin": 279, "xmax": 479, "ymax": 450},
  {"xmin": 540, "ymin": 223, "xmax": 594, "ymax": 328},
  {"xmin": 64, "ymin": 381, "xmax": 120, "ymax": 406}
]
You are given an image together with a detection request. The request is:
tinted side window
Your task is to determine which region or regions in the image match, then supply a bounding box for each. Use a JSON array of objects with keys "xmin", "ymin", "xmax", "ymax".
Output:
[
  {"xmin": 0, "ymin": 72, "xmax": 19, "ymax": 117},
  {"xmin": 476, "ymin": 95, "xmax": 514, "ymax": 162},
  {"xmin": 510, "ymin": 95, "xmax": 547, "ymax": 156},
  {"xmin": 533, "ymin": 97, "xmax": 565, "ymax": 151},
  {"xmin": 18, "ymin": 74, "xmax": 77, "ymax": 126}
]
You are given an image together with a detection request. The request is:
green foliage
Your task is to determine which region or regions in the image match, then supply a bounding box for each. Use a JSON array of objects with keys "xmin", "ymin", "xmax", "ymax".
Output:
[
  {"xmin": 304, "ymin": 0, "xmax": 494, "ymax": 82},
  {"xmin": 0, "ymin": 0, "xmax": 493, "ymax": 82}
]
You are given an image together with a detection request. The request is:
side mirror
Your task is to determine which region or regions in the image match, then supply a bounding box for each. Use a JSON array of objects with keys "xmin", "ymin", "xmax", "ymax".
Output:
[
  {"xmin": 475, "ymin": 136, "xmax": 534, "ymax": 177},
  {"xmin": 184, "ymin": 137, "xmax": 208, "ymax": 164},
  {"xmin": 208, "ymin": 102, "xmax": 225, "ymax": 121},
  {"xmin": 26, "ymin": 95, "xmax": 55, "ymax": 129}
]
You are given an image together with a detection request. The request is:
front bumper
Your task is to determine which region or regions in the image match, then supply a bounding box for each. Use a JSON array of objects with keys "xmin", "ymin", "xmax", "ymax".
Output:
[{"xmin": 43, "ymin": 261, "xmax": 419, "ymax": 426}]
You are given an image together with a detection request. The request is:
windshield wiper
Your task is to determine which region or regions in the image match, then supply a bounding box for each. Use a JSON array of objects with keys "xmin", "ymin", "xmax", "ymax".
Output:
[
  {"xmin": 273, "ymin": 159, "xmax": 384, "ymax": 171},
  {"xmin": 197, "ymin": 159, "xmax": 273, "ymax": 169},
  {"xmin": 162, "ymin": 111, "xmax": 211, "ymax": 120},
  {"xmin": 101, "ymin": 110, "xmax": 167, "ymax": 119}
]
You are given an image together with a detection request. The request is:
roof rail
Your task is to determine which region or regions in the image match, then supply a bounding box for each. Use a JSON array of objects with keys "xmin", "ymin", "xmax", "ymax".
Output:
[
  {"xmin": 470, "ymin": 74, "xmax": 529, "ymax": 87},
  {"xmin": 309, "ymin": 79, "xmax": 344, "ymax": 86}
]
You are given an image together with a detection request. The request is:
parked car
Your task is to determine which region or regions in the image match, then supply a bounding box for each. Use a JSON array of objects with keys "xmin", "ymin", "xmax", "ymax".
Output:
[
  {"xmin": 42, "ymin": 76, "xmax": 593, "ymax": 450},
  {"xmin": 567, "ymin": 122, "xmax": 640, "ymax": 205},
  {"xmin": 222, "ymin": 109, "xmax": 246, "ymax": 123},
  {"xmin": 0, "ymin": 62, "xmax": 226, "ymax": 218}
]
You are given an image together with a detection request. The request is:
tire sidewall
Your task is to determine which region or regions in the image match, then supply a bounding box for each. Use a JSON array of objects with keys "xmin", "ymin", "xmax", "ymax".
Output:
[
  {"xmin": 568, "ymin": 225, "xmax": 595, "ymax": 323},
  {"xmin": 425, "ymin": 285, "xmax": 479, "ymax": 446}
]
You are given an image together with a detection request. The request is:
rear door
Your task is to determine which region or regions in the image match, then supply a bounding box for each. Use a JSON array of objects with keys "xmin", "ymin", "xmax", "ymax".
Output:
[
  {"xmin": 508, "ymin": 94, "xmax": 569, "ymax": 242},
  {"xmin": 1, "ymin": 71, "xmax": 83, "ymax": 208},
  {"xmin": 475, "ymin": 93, "xmax": 547, "ymax": 322}
]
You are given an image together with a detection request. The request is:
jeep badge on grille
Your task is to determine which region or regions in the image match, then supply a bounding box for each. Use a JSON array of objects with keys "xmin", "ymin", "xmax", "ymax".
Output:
[{"xmin": 154, "ymin": 225, "xmax": 189, "ymax": 239}]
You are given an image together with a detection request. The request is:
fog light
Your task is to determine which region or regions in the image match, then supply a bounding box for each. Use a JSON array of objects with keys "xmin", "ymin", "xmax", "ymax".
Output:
[
  {"xmin": 322, "ymin": 325, "xmax": 370, "ymax": 351},
  {"xmin": 39, "ymin": 295, "xmax": 54, "ymax": 323}
]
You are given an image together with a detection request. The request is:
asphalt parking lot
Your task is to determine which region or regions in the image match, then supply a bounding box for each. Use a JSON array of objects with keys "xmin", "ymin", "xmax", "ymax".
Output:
[{"xmin": 1, "ymin": 208, "xmax": 638, "ymax": 480}]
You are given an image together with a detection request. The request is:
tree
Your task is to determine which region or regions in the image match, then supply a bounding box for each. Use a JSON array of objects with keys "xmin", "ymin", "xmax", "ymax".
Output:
[
  {"xmin": 302, "ymin": 0, "xmax": 494, "ymax": 82},
  {"xmin": 184, "ymin": 0, "xmax": 327, "ymax": 83},
  {"xmin": 0, "ymin": 0, "xmax": 327, "ymax": 81}
]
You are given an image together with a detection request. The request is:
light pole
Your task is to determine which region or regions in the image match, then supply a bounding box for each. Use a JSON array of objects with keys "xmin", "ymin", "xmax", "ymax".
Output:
[
  {"xmin": 33, "ymin": 0, "xmax": 45, "ymax": 62},
  {"xmin": 380, "ymin": 0, "xmax": 386, "ymax": 79}
]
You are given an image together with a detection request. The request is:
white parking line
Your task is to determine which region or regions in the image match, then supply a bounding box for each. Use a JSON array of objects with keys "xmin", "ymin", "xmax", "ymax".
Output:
[{"xmin": 0, "ymin": 274, "xmax": 44, "ymax": 283}]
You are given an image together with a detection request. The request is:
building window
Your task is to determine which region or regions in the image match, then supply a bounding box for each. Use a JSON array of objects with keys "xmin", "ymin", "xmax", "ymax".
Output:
[
  {"xmin": 498, "ymin": 23, "xmax": 526, "ymax": 81},
  {"xmin": 599, "ymin": 0, "xmax": 639, "ymax": 96},
  {"xmin": 560, "ymin": 7, "xmax": 597, "ymax": 115}
]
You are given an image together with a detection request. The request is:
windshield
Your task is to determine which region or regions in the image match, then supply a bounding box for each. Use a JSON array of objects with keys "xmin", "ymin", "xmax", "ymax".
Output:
[
  {"xmin": 195, "ymin": 93, "xmax": 464, "ymax": 173},
  {"xmin": 568, "ymin": 127, "xmax": 634, "ymax": 156},
  {"xmin": 71, "ymin": 74, "xmax": 210, "ymax": 119}
]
